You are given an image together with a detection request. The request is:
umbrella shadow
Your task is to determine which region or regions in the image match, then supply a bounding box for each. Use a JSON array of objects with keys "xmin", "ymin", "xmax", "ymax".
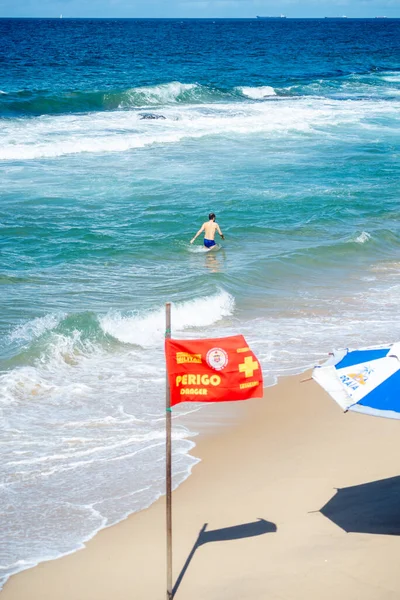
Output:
[
  {"xmin": 320, "ymin": 475, "xmax": 400, "ymax": 535},
  {"xmin": 172, "ymin": 518, "xmax": 276, "ymax": 598}
]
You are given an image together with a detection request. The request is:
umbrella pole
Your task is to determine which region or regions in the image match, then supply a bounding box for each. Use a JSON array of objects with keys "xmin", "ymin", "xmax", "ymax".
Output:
[{"xmin": 165, "ymin": 303, "xmax": 173, "ymax": 600}]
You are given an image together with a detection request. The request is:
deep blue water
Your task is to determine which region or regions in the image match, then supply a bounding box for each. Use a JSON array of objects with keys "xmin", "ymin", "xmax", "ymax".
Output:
[
  {"xmin": 1, "ymin": 18, "xmax": 400, "ymax": 114},
  {"xmin": 1, "ymin": 17, "xmax": 400, "ymax": 588}
]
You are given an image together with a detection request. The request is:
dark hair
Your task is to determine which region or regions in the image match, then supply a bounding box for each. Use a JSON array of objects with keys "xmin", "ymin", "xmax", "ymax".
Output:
[{"xmin": 209, "ymin": 213, "xmax": 216, "ymax": 220}]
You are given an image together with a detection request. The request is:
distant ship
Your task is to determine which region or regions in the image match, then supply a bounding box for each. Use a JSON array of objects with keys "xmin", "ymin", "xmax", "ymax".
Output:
[{"xmin": 256, "ymin": 15, "xmax": 286, "ymax": 19}]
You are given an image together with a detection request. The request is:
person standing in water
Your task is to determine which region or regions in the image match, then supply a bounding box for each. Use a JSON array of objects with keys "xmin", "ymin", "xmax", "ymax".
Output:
[{"xmin": 190, "ymin": 213, "xmax": 225, "ymax": 249}]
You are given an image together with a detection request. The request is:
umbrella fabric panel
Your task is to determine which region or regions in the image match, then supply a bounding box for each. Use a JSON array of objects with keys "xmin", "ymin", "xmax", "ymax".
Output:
[
  {"xmin": 335, "ymin": 348, "xmax": 389, "ymax": 370},
  {"xmin": 355, "ymin": 369, "xmax": 400, "ymax": 414},
  {"xmin": 312, "ymin": 365, "xmax": 352, "ymax": 411}
]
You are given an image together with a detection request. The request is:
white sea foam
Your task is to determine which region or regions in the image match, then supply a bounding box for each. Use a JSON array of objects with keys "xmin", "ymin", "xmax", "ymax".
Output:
[
  {"xmin": 1, "ymin": 330, "xmax": 100, "ymax": 406},
  {"xmin": 354, "ymin": 231, "xmax": 371, "ymax": 244},
  {"xmin": 381, "ymin": 74, "xmax": 400, "ymax": 83},
  {"xmin": 99, "ymin": 289, "xmax": 235, "ymax": 346},
  {"xmin": 1, "ymin": 95, "xmax": 399, "ymax": 160},
  {"xmin": 0, "ymin": 300, "xmax": 204, "ymax": 590},
  {"xmin": 0, "ymin": 366, "xmax": 56, "ymax": 405},
  {"xmin": 238, "ymin": 85, "xmax": 276, "ymax": 99},
  {"xmin": 188, "ymin": 244, "xmax": 220, "ymax": 253}
]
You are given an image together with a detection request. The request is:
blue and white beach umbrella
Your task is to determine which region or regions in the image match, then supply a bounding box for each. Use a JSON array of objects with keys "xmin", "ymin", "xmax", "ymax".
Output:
[{"xmin": 312, "ymin": 344, "xmax": 400, "ymax": 420}]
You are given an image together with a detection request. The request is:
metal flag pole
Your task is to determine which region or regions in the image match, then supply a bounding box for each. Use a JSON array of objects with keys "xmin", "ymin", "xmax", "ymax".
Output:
[{"xmin": 165, "ymin": 302, "xmax": 173, "ymax": 600}]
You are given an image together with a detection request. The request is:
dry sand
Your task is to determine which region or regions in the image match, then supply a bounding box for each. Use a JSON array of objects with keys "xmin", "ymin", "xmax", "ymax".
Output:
[{"xmin": 2, "ymin": 372, "xmax": 400, "ymax": 600}]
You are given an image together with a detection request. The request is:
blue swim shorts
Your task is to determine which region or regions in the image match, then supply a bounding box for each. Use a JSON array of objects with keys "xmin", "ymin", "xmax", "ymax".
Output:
[{"xmin": 204, "ymin": 239, "xmax": 216, "ymax": 248}]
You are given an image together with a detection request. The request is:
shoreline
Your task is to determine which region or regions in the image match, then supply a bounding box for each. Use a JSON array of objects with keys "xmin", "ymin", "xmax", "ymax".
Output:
[{"xmin": 3, "ymin": 371, "xmax": 400, "ymax": 599}]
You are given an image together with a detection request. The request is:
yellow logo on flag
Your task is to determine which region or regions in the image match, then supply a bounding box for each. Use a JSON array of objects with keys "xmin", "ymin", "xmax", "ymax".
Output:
[{"xmin": 176, "ymin": 352, "xmax": 202, "ymax": 364}]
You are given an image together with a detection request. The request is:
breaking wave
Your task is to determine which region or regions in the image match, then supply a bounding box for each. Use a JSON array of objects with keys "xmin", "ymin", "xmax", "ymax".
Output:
[
  {"xmin": 2, "ymin": 68, "xmax": 399, "ymax": 118},
  {"xmin": 100, "ymin": 290, "xmax": 235, "ymax": 347},
  {"xmin": 9, "ymin": 313, "xmax": 64, "ymax": 343},
  {"xmin": 354, "ymin": 231, "xmax": 372, "ymax": 244},
  {"xmin": 0, "ymin": 82, "xmax": 235, "ymax": 117},
  {"xmin": 2, "ymin": 290, "xmax": 235, "ymax": 399},
  {"xmin": 238, "ymin": 86, "xmax": 276, "ymax": 99}
]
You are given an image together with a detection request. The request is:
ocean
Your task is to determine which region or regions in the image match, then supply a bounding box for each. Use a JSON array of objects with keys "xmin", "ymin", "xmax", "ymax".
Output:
[{"xmin": 1, "ymin": 17, "xmax": 400, "ymax": 588}]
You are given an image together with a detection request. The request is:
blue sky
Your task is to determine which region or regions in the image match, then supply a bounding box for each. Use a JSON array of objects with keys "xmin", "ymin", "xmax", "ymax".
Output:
[{"xmin": 1, "ymin": 0, "xmax": 399, "ymax": 19}]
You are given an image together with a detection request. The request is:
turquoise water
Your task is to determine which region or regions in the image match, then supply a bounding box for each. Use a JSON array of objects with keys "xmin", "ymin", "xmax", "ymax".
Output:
[{"xmin": 1, "ymin": 17, "xmax": 400, "ymax": 587}]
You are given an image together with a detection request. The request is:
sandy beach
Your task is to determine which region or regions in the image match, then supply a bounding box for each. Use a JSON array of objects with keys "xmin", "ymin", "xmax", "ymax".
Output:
[{"xmin": 2, "ymin": 371, "xmax": 400, "ymax": 600}]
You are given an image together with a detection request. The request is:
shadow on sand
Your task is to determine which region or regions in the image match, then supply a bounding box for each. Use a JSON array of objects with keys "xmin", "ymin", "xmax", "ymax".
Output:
[
  {"xmin": 320, "ymin": 475, "xmax": 400, "ymax": 535},
  {"xmin": 172, "ymin": 518, "xmax": 277, "ymax": 597}
]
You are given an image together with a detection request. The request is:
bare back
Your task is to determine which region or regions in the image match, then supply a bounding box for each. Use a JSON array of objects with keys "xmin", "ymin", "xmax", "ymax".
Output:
[
  {"xmin": 203, "ymin": 221, "xmax": 220, "ymax": 240},
  {"xmin": 190, "ymin": 216, "xmax": 224, "ymax": 245}
]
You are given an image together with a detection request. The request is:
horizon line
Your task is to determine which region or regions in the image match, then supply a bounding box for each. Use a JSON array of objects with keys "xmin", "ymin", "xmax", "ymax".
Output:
[{"xmin": 1, "ymin": 16, "xmax": 399, "ymax": 19}]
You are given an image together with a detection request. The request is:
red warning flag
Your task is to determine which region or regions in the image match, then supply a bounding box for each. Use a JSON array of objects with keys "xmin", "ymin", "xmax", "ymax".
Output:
[{"xmin": 165, "ymin": 335, "xmax": 263, "ymax": 407}]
